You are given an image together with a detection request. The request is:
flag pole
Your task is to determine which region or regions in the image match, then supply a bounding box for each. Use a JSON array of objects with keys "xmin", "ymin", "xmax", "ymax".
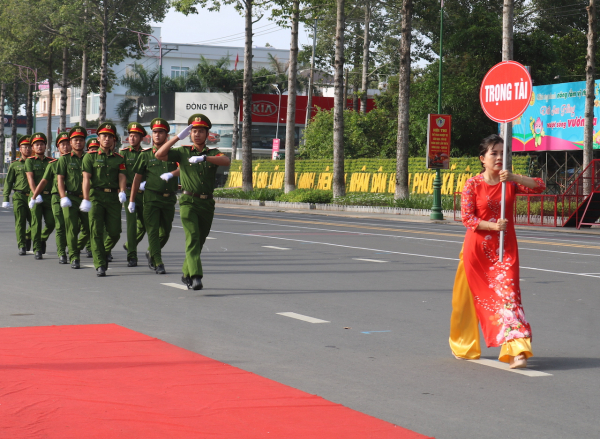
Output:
[{"xmin": 499, "ymin": 121, "xmax": 508, "ymax": 262}]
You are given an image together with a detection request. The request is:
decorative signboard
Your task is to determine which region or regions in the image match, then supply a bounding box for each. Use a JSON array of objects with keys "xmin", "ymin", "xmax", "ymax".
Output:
[{"xmin": 426, "ymin": 114, "xmax": 451, "ymax": 169}]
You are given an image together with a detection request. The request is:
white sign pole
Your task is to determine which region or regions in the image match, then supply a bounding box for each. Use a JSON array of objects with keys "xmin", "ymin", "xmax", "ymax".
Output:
[{"xmin": 499, "ymin": 121, "xmax": 508, "ymax": 262}]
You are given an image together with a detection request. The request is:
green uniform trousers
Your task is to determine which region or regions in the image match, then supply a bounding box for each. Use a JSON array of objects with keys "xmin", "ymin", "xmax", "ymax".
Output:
[
  {"xmin": 144, "ymin": 196, "xmax": 176, "ymax": 266},
  {"xmin": 30, "ymin": 194, "xmax": 55, "ymax": 252},
  {"xmin": 51, "ymin": 194, "xmax": 67, "ymax": 257},
  {"xmin": 63, "ymin": 195, "xmax": 90, "ymax": 262},
  {"xmin": 125, "ymin": 189, "xmax": 146, "ymax": 259},
  {"xmin": 12, "ymin": 192, "xmax": 32, "ymax": 248},
  {"xmin": 179, "ymin": 196, "xmax": 215, "ymax": 278},
  {"xmin": 89, "ymin": 191, "xmax": 122, "ymax": 269}
]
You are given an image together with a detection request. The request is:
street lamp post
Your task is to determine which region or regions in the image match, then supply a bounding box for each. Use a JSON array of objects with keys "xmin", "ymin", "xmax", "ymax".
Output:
[
  {"xmin": 120, "ymin": 27, "xmax": 163, "ymax": 119},
  {"xmin": 305, "ymin": 18, "xmax": 318, "ymax": 128},
  {"xmin": 272, "ymin": 84, "xmax": 282, "ymax": 139},
  {"xmin": 430, "ymin": 1, "xmax": 444, "ymax": 221}
]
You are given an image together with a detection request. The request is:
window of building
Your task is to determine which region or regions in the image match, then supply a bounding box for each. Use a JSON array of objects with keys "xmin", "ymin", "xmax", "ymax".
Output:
[{"xmin": 171, "ymin": 66, "xmax": 189, "ymax": 79}]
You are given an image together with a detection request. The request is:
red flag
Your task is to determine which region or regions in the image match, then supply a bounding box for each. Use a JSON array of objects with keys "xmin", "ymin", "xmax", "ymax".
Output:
[{"xmin": 234, "ymin": 53, "xmax": 239, "ymax": 71}]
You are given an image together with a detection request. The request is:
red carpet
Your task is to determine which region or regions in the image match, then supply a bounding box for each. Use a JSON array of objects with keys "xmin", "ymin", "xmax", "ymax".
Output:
[{"xmin": 0, "ymin": 324, "xmax": 433, "ymax": 438}]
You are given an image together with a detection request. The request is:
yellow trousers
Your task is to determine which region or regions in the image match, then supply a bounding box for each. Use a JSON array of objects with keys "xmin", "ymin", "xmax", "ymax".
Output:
[{"xmin": 449, "ymin": 249, "xmax": 533, "ymax": 363}]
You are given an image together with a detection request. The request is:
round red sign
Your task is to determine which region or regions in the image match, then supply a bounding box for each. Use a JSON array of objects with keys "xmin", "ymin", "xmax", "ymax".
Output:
[{"xmin": 479, "ymin": 61, "xmax": 532, "ymax": 123}]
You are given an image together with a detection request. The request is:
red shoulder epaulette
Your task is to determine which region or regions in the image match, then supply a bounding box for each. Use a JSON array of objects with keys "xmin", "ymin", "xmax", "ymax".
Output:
[
  {"xmin": 27, "ymin": 156, "xmax": 36, "ymax": 159},
  {"xmin": 49, "ymin": 159, "xmax": 58, "ymax": 163},
  {"xmin": 113, "ymin": 152, "xmax": 124, "ymax": 158},
  {"xmin": 88, "ymin": 151, "xmax": 98, "ymax": 154}
]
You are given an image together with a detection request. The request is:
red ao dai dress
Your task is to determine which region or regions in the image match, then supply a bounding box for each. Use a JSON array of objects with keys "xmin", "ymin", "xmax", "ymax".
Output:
[{"xmin": 449, "ymin": 173, "xmax": 545, "ymax": 362}]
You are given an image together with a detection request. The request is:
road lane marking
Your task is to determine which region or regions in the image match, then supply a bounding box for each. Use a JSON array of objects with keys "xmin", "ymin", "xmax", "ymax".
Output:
[
  {"xmin": 467, "ymin": 359, "xmax": 552, "ymax": 377},
  {"xmin": 277, "ymin": 312, "xmax": 329, "ymax": 323},
  {"xmin": 262, "ymin": 245, "xmax": 290, "ymax": 250},
  {"xmin": 161, "ymin": 283, "xmax": 189, "ymax": 290},
  {"xmin": 212, "ymin": 230, "xmax": 600, "ymax": 279},
  {"xmin": 361, "ymin": 330, "xmax": 391, "ymax": 334},
  {"xmin": 214, "ymin": 217, "xmax": 600, "ymax": 257},
  {"xmin": 84, "ymin": 265, "xmax": 111, "ymax": 269},
  {"xmin": 353, "ymin": 258, "xmax": 388, "ymax": 263},
  {"xmin": 206, "ymin": 237, "xmax": 216, "ymax": 239}
]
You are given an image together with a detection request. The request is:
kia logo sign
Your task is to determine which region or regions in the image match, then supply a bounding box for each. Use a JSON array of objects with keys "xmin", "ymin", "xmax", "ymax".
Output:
[{"xmin": 252, "ymin": 101, "xmax": 277, "ymax": 117}]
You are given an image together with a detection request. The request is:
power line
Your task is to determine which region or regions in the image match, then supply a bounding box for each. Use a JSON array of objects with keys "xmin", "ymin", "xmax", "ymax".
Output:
[{"xmin": 189, "ymin": 23, "xmax": 280, "ymax": 44}]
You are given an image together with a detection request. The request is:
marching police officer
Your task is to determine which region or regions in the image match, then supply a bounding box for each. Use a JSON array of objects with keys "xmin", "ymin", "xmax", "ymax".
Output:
[
  {"xmin": 26, "ymin": 132, "xmax": 56, "ymax": 260},
  {"xmin": 129, "ymin": 118, "xmax": 180, "ymax": 274},
  {"xmin": 31, "ymin": 132, "xmax": 72, "ymax": 264},
  {"xmin": 80, "ymin": 123, "xmax": 127, "ymax": 276},
  {"xmin": 155, "ymin": 114, "xmax": 230, "ymax": 290},
  {"xmin": 121, "ymin": 122, "xmax": 148, "ymax": 267},
  {"xmin": 2, "ymin": 135, "xmax": 33, "ymax": 255},
  {"xmin": 56, "ymin": 126, "xmax": 90, "ymax": 268}
]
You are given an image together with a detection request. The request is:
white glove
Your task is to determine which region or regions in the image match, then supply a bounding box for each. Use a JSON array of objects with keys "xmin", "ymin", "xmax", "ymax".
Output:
[
  {"xmin": 128, "ymin": 202, "xmax": 135, "ymax": 213},
  {"xmin": 118, "ymin": 191, "xmax": 127, "ymax": 203},
  {"xmin": 80, "ymin": 199, "xmax": 92, "ymax": 212},
  {"xmin": 1, "ymin": 202, "xmax": 10, "ymax": 209},
  {"xmin": 140, "ymin": 181, "xmax": 146, "ymax": 191},
  {"xmin": 177, "ymin": 124, "xmax": 193, "ymax": 140},
  {"xmin": 188, "ymin": 155, "xmax": 206, "ymax": 164},
  {"xmin": 28, "ymin": 198, "xmax": 36, "ymax": 209},
  {"xmin": 34, "ymin": 195, "xmax": 43, "ymax": 204},
  {"xmin": 60, "ymin": 197, "xmax": 72, "ymax": 208},
  {"xmin": 160, "ymin": 172, "xmax": 173, "ymax": 181}
]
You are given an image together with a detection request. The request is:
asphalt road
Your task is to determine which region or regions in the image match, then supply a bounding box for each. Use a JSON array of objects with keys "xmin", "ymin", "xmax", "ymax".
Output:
[{"xmin": 1, "ymin": 204, "xmax": 599, "ymax": 439}]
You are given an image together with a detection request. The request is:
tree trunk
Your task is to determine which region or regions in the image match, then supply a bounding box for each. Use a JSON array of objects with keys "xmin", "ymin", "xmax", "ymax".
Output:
[
  {"xmin": 284, "ymin": 0, "xmax": 299, "ymax": 193},
  {"xmin": 395, "ymin": 0, "xmax": 413, "ymax": 200},
  {"xmin": 231, "ymin": 88, "xmax": 240, "ymax": 160},
  {"xmin": 46, "ymin": 76, "xmax": 54, "ymax": 157},
  {"xmin": 584, "ymin": 0, "xmax": 596, "ymax": 195},
  {"xmin": 241, "ymin": 0, "xmax": 254, "ymax": 192},
  {"xmin": 60, "ymin": 46, "xmax": 69, "ymax": 132},
  {"xmin": 333, "ymin": 0, "xmax": 346, "ymax": 198},
  {"xmin": 361, "ymin": 2, "xmax": 371, "ymax": 113},
  {"xmin": 26, "ymin": 84, "xmax": 33, "ymax": 135},
  {"xmin": 80, "ymin": 48, "xmax": 88, "ymax": 128},
  {"xmin": 502, "ymin": 0, "xmax": 514, "ymax": 171},
  {"xmin": 98, "ymin": 3, "xmax": 109, "ymax": 124},
  {"xmin": 0, "ymin": 83, "xmax": 5, "ymax": 171},
  {"xmin": 11, "ymin": 79, "xmax": 19, "ymax": 161}
]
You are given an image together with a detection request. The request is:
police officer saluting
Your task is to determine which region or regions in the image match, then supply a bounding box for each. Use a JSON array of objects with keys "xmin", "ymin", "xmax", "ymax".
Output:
[
  {"xmin": 80, "ymin": 123, "xmax": 127, "ymax": 277},
  {"xmin": 129, "ymin": 118, "xmax": 180, "ymax": 274},
  {"xmin": 56, "ymin": 126, "xmax": 90, "ymax": 269},
  {"xmin": 26, "ymin": 132, "xmax": 56, "ymax": 260},
  {"xmin": 2, "ymin": 135, "xmax": 33, "ymax": 255},
  {"xmin": 30, "ymin": 132, "xmax": 72, "ymax": 264},
  {"xmin": 155, "ymin": 114, "xmax": 230, "ymax": 290},
  {"xmin": 121, "ymin": 122, "xmax": 148, "ymax": 267}
]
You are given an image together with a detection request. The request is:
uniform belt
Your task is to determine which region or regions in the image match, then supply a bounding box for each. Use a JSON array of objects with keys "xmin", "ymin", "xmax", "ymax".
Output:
[
  {"xmin": 147, "ymin": 188, "xmax": 174, "ymax": 198},
  {"xmin": 94, "ymin": 187, "xmax": 118, "ymax": 193},
  {"xmin": 67, "ymin": 191, "xmax": 84, "ymax": 198},
  {"xmin": 14, "ymin": 190, "xmax": 30, "ymax": 195},
  {"xmin": 182, "ymin": 190, "xmax": 213, "ymax": 200},
  {"xmin": 42, "ymin": 191, "xmax": 50, "ymax": 195},
  {"xmin": 126, "ymin": 186, "xmax": 144, "ymax": 194}
]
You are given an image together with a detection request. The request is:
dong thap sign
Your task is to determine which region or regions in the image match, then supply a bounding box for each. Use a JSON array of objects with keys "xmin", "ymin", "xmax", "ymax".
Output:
[{"xmin": 480, "ymin": 61, "xmax": 532, "ymax": 123}]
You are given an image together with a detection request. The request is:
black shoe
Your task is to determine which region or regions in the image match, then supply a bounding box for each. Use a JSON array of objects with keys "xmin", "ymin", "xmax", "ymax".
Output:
[
  {"xmin": 127, "ymin": 258, "xmax": 138, "ymax": 267},
  {"xmin": 41, "ymin": 241, "xmax": 46, "ymax": 254},
  {"xmin": 35, "ymin": 251, "xmax": 43, "ymax": 260},
  {"xmin": 181, "ymin": 275, "xmax": 191, "ymax": 287},
  {"xmin": 190, "ymin": 276, "xmax": 203, "ymax": 290},
  {"xmin": 96, "ymin": 266, "xmax": 106, "ymax": 277},
  {"xmin": 146, "ymin": 251, "xmax": 155, "ymax": 270},
  {"xmin": 26, "ymin": 239, "xmax": 31, "ymax": 252},
  {"xmin": 59, "ymin": 255, "xmax": 68, "ymax": 264},
  {"xmin": 71, "ymin": 259, "xmax": 80, "ymax": 269},
  {"xmin": 86, "ymin": 248, "xmax": 93, "ymax": 258},
  {"xmin": 106, "ymin": 252, "xmax": 113, "ymax": 262},
  {"xmin": 18, "ymin": 247, "xmax": 26, "ymax": 255},
  {"xmin": 155, "ymin": 264, "xmax": 166, "ymax": 274}
]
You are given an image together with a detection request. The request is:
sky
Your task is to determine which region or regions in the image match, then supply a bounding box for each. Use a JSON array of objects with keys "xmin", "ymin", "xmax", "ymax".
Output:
[{"xmin": 150, "ymin": 7, "xmax": 313, "ymax": 51}]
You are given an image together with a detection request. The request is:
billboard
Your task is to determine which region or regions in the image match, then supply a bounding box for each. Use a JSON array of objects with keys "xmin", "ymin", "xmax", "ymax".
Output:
[
  {"xmin": 174, "ymin": 92, "xmax": 235, "ymax": 125},
  {"xmin": 512, "ymin": 80, "xmax": 600, "ymax": 152}
]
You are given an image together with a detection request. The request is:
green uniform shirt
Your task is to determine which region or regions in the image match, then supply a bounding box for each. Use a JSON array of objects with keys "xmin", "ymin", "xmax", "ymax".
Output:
[
  {"xmin": 132, "ymin": 147, "xmax": 179, "ymax": 201},
  {"xmin": 167, "ymin": 145, "xmax": 223, "ymax": 195},
  {"xmin": 56, "ymin": 151, "xmax": 86, "ymax": 194},
  {"xmin": 24, "ymin": 155, "xmax": 56, "ymax": 191},
  {"xmin": 42, "ymin": 154, "xmax": 68, "ymax": 195},
  {"xmin": 120, "ymin": 146, "xmax": 144, "ymax": 186},
  {"xmin": 82, "ymin": 147, "xmax": 126, "ymax": 190},
  {"xmin": 3, "ymin": 158, "xmax": 30, "ymax": 201}
]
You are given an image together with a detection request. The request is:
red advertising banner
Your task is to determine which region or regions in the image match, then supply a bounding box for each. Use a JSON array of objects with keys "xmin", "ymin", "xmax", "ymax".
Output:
[
  {"xmin": 240, "ymin": 94, "xmax": 376, "ymax": 125},
  {"xmin": 426, "ymin": 114, "xmax": 451, "ymax": 169},
  {"xmin": 272, "ymin": 138, "xmax": 280, "ymax": 160}
]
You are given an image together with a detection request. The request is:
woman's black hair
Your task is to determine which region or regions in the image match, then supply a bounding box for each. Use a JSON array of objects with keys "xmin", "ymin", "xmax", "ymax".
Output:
[{"xmin": 479, "ymin": 134, "xmax": 504, "ymax": 173}]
